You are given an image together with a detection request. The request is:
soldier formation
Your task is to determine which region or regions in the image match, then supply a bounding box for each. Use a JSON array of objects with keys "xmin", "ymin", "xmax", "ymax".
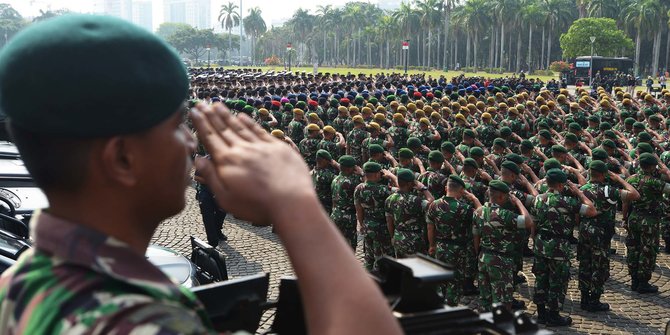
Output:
[{"xmin": 190, "ymin": 67, "xmax": 670, "ymax": 328}]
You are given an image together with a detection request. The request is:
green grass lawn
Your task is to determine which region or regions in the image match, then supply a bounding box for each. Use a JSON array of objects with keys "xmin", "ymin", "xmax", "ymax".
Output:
[{"xmin": 213, "ymin": 65, "xmax": 559, "ymax": 83}]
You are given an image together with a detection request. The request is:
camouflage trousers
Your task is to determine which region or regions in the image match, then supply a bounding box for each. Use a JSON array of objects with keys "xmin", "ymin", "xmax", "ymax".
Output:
[
  {"xmin": 318, "ymin": 198, "xmax": 332, "ymax": 216},
  {"xmin": 512, "ymin": 229, "xmax": 526, "ymax": 274},
  {"xmin": 363, "ymin": 220, "xmax": 394, "ymax": 271},
  {"xmin": 578, "ymin": 223, "xmax": 610, "ymax": 295},
  {"xmin": 532, "ymin": 255, "xmax": 570, "ymax": 311},
  {"xmin": 330, "ymin": 208, "xmax": 358, "ymax": 251},
  {"xmin": 626, "ymin": 213, "xmax": 660, "ymax": 282},
  {"xmin": 393, "ymin": 230, "xmax": 425, "ymax": 258},
  {"xmin": 478, "ymin": 252, "xmax": 515, "ymax": 311},
  {"xmin": 435, "ymin": 242, "xmax": 465, "ymax": 306},
  {"xmin": 464, "ymin": 242, "xmax": 478, "ymax": 281}
]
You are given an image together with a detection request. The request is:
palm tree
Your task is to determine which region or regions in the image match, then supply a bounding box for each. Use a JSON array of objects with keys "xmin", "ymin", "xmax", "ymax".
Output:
[
  {"xmin": 622, "ymin": 0, "xmax": 663, "ymax": 75},
  {"xmin": 542, "ymin": 0, "xmax": 574, "ymax": 68},
  {"xmin": 316, "ymin": 5, "xmax": 333, "ymax": 65},
  {"xmin": 392, "ymin": 2, "xmax": 419, "ymax": 66},
  {"xmin": 416, "ymin": 0, "xmax": 442, "ymax": 68},
  {"xmin": 521, "ymin": 0, "xmax": 544, "ymax": 72},
  {"xmin": 377, "ymin": 14, "xmax": 397, "ymax": 68},
  {"xmin": 287, "ymin": 8, "xmax": 315, "ymax": 65},
  {"xmin": 586, "ymin": 0, "xmax": 621, "ymax": 17},
  {"xmin": 218, "ymin": 2, "xmax": 240, "ymax": 63},
  {"xmin": 243, "ymin": 7, "xmax": 266, "ymax": 66}
]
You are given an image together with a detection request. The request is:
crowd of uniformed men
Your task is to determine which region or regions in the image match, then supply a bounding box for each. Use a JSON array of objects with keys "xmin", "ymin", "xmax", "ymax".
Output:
[{"xmin": 191, "ymin": 68, "xmax": 670, "ymax": 328}]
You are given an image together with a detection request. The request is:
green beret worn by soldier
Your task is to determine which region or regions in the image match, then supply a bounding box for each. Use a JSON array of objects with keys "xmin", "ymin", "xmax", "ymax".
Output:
[
  {"xmin": 532, "ymin": 169, "xmax": 597, "ymax": 326},
  {"xmin": 385, "ymin": 169, "xmax": 435, "ymax": 258},
  {"xmin": 473, "ymin": 180, "xmax": 534, "ymax": 312},
  {"xmin": 625, "ymin": 153, "xmax": 670, "ymax": 294},
  {"xmin": 331, "ymin": 155, "xmax": 363, "ymax": 250},
  {"xmin": 312, "ymin": 150, "xmax": 339, "ymax": 214},
  {"xmin": 354, "ymin": 162, "xmax": 396, "ymax": 271},
  {"xmin": 578, "ymin": 161, "xmax": 640, "ymax": 313},
  {"xmin": 0, "ymin": 15, "xmax": 403, "ymax": 335},
  {"xmin": 426, "ymin": 176, "xmax": 480, "ymax": 306}
]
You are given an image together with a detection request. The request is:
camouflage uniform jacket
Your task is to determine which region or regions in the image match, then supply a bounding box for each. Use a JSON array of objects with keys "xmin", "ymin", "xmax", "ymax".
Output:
[
  {"xmin": 299, "ymin": 137, "xmax": 321, "ymax": 168},
  {"xmin": 418, "ymin": 168, "xmax": 448, "ymax": 199},
  {"xmin": 385, "ymin": 190, "xmax": 429, "ymax": 232},
  {"xmin": 286, "ymin": 120, "xmax": 306, "ymax": 144},
  {"xmin": 318, "ymin": 138, "xmax": 342, "ymax": 161},
  {"xmin": 476, "ymin": 123, "xmax": 498, "ymax": 148},
  {"xmin": 426, "ymin": 196, "xmax": 473, "ymax": 245},
  {"xmin": 627, "ymin": 170, "xmax": 670, "ymax": 214},
  {"xmin": 331, "ymin": 116, "xmax": 348, "ymax": 135},
  {"xmin": 0, "ymin": 211, "xmax": 215, "ymax": 334},
  {"xmin": 387, "ymin": 125, "xmax": 410, "ymax": 154},
  {"xmin": 354, "ymin": 181, "xmax": 394, "ymax": 224},
  {"xmin": 312, "ymin": 166, "xmax": 339, "ymax": 209},
  {"xmin": 331, "ymin": 173, "xmax": 363, "ymax": 212},
  {"xmin": 532, "ymin": 191, "xmax": 584, "ymax": 260},
  {"xmin": 473, "ymin": 203, "xmax": 524, "ymax": 254},
  {"xmin": 346, "ymin": 127, "xmax": 370, "ymax": 164}
]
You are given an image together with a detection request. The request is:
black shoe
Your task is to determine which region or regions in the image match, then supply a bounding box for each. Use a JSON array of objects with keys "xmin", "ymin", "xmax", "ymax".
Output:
[
  {"xmin": 463, "ymin": 280, "xmax": 478, "ymax": 296},
  {"xmin": 523, "ymin": 246, "xmax": 534, "ymax": 257},
  {"xmin": 609, "ymin": 248, "xmax": 616, "ymax": 255},
  {"xmin": 580, "ymin": 290, "xmax": 590, "ymax": 311},
  {"xmin": 631, "ymin": 277, "xmax": 639, "ymax": 291},
  {"xmin": 587, "ymin": 293, "xmax": 610, "ymax": 312},
  {"xmin": 636, "ymin": 282, "xmax": 659, "ymax": 294},
  {"xmin": 511, "ymin": 299, "xmax": 526, "ymax": 310},
  {"xmin": 546, "ymin": 311, "xmax": 572, "ymax": 327},
  {"xmin": 536, "ymin": 304, "xmax": 547, "ymax": 325},
  {"xmin": 218, "ymin": 231, "xmax": 228, "ymax": 242},
  {"xmin": 514, "ymin": 273, "xmax": 527, "ymax": 285}
]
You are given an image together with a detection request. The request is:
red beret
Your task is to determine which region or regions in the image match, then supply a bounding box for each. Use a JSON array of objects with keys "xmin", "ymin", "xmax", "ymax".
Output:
[
  {"xmin": 426, "ymin": 92, "xmax": 434, "ymax": 98},
  {"xmin": 340, "ymin": 98, "xmax": 350, "ymax": 103},
  {"xmin": 271, "ymin": 100, "xmax": 281, "ymax": 107},
  {"xmin": 413, "ymin": 91, "xmax": 422, "ymax": 98},
  {"xmin": 308, "ymin": 100, "xmax": 318, "ymax": 106}
]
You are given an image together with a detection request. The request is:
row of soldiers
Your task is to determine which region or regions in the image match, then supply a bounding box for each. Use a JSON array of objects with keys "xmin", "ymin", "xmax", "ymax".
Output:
[{"xmin": 204, "ymin": 73, "xmax": 670, "ymax": 328}]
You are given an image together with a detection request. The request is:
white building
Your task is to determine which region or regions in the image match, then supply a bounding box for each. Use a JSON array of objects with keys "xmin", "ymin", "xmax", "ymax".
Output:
[
  {"xmin": 131, "ymin": 1, "xmax": 153, "ymax": 31},
  {"xmin": 101, "ymin": 0, "xmax": 132, "ymax": 21},
  {"xmin": 164, "ymin": 0, "xmax": 211, "ymax": 29}
]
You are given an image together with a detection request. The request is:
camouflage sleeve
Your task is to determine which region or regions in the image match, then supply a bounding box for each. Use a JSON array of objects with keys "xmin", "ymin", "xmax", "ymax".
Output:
[
  {"xmin": 472, "ymin": 210, "xmax": 482, "ymax": 236},
  {"xmin": 384, "ymin": 194, "xmax": 396, "ymax": 216},
  {"xmin": 353, "ymin": 184, "xmax": 363, "ymax": 205},
  {"xmin": 426, "ymin": 201, "xmax": 437, "ymax": 225},
  {"xmin": 500, "ymin": 208, "xmax": 521, "ymax": 230}
]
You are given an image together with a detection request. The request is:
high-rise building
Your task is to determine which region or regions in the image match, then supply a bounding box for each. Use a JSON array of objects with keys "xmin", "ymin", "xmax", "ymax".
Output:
[
  {"xmin": 132, "ymin": 1, "xmax": 153, "ymax": 31},
  {"xmin": 101, "ymin": 0, "xmax": 133, "ymax": 21},
  {"xmin": 164, "ymin": 0, "xmax": 211, "ymax": 29}
]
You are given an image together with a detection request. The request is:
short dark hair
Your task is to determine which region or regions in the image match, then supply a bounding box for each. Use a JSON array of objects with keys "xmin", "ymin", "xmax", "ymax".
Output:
[{"xmin": 8, "ymin": 121, "xmax": 93, "ymax": 193}]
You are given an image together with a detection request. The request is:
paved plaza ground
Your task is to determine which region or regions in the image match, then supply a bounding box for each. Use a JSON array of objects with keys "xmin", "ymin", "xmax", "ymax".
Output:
[{"xmin": 152, "ymin": 187, "xmax": 670, "ymax": 334}]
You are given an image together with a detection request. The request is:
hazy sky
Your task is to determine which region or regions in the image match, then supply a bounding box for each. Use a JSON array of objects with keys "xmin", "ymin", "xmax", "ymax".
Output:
[{"xmin": 5, "ymin": 0, "xmax": 394, "ymax": 31}]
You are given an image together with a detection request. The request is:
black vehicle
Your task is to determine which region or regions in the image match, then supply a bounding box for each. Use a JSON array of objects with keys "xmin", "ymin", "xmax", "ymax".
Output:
[{"xmin": 564, "ymin": 56, "xmax": 634, "ymax": 85}]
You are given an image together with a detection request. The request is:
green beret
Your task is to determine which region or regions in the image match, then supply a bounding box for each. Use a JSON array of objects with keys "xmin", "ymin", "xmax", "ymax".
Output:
[
  {"xmin": 551, "ymin": 145, "xmax": 568, "ymax": 154},
  {"xmin": 620, "ymin": 111, "xmax": 631, "ymax": 119},
  {"xmin": 407, "ymin": 137, "xmax": 422, "ymax": 148},
  {"xmin": 397, "ymin": 168, "xmax": 415, "ymax": 182},
  {"xmin": 0, "ymin": 14, "xmax": 188, "ymax": 137},
  {"xmin": 568, "ymin": 122, "xmax": 582, "ymax": 131},
  {"xmin": 242, "ymin": 105, "xmax": 255, "ymax": 114},
  {"xmin": 505, "ymin": 153, "xmax": 524, "ymax": 165},
  {"xmin": 465, "ymin": 147, "xmax": 481, "ymax": 157},
  {"xmin": 603, "ymin": 130, "xmax": 616, "ymax": 138},
  {"xmin": 316, "ymin": 149, "xmax": 332, "ymax": 160},
  {"xmin": 643, "ymin": 108, "xmax": 654, "ymax": 116},
  {"xmin": 428, "ymin": 150, "xmax": 445, "ymax": 162},
  {"xmin": 398, "ymin": 148, "xmax": 415, "ymax": 159},
  {"xmin": 501, "ymin": 161, "xmax": 520, "ymax": 174},
  {"xmin": 363, "ymin": 161, "xmax": 382, "ymax": 173},
  {"xmin": 295, "ymin": 101, "xmax": 307, "ymax": 109},
  {"xmin": 441, "ymin": 141, "xmax": 456, "ymax": 153},
  {"xmin": 636, "ymin": 142, "xmax": 654, "ymax": 154},
  {"xmin": 591, "ymin": 148, "xmax": 608, "ymax": 160},
  {"xmin": 538, "ymin": 129, "xmax": 552, "ymax": 139},
  {"xmin": 638, "ymin": 132, "xmax": 652, "ymax": 142},
  {"xmin": 546, "ymin": 168, "xmax": 568, "ymax": 183},
  {"xmin": 599, "ymin": 122, "xmax": 612, "ymax": 130},
  {"xmin": 537, "ymin": 121, "xmax": 549, "ymax": 129},
  {"xmin": 639, "ymin": 152, "xmax": 658, "ymax": 166},
  {"xmin": 633, "ymin": 122, "xmax": 645, "ymax": 130},
  {"xmin": 589, "ymin": 160, "xmax": 608, "ymax": 173},
  {"xmin": 650, "ymin": 115, "xmax": 661, "ymax": 122},
  {"xmin": 588, "ymin": 115, "xmax": 600, "ymax": 122},
  {"xmin": 338, "ymin": 155, "xmax": 356, "ymax": 167},
  {"xmin": 368, "ymin": 144, "xmax": 385, "ymax": 155},
  {"xmin": 489, "ymin": 180, "xmax": 510, "ymax": 193},
  {"xmin": 493, "ymin": 138, "xmax": 507, "ymax": 148},
  {"xmin": 543, "ymin": 158, "xmax": 562, "ymax": 170},
  {"xmin": 602, "ymin": 139, "xmax": 617, "ymax": 149},
  {"xmin": 386, "ymin": 95, "xmax": 396, "ymax": 102},
  {"xmin": 463, "ymin": 129, "xmax": 476, "ymax": 138},
  {"xmin": 564, "ymin": 133, "xmax": 579, "ymax": 143},
  {"xmin": 330, "ymin": 98, "xmax": 339, "ymax": 107},
  {"xmin": 463, "ymin": 158, "xmax": 479, "ymax": 169},
  {"xmin": 448, "ymin": 175, "xmax": 465, "ymax": 188},
  {"xmin": 521, "ymin": 140, "xmax": 534, "ymax": 150},
  {"xmin": 624, "ymin": 117, "xmax": 636, "ymax": 125},
  {"xmin": 499, "ymin": 127, "xmax": 512, "ymax": 137},
  {"xmin": 369, "ymin": 97, "xmax": 378, "ymax": 105}
]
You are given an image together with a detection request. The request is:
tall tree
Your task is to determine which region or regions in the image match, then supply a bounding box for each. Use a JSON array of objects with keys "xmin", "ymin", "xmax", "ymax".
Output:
[
  {"xmin": 243, "ymin": 7, "xmax": 266, "ymax": 66},
  {"xmin": 218, "ymin": 2, "xmax": 240, "ymax": 63},
  {"xmin": 622, "ymin": 0, "xmax": 662, "ymax": 75}
]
